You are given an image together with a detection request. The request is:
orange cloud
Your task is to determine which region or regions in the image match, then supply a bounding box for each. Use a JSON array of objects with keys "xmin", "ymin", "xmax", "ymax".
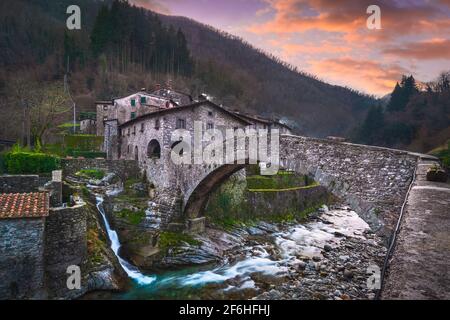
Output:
[
  {"xmin": 273, "ymin": 41, "xmax": 352, "ymax": 56},
  {"xmin": 309, "ymin": 57, "xmax": 408, "ymax": 95},
  {"xmin": 383, "ymin": 38, "xmax": 450, "ymax": 60},
  {"xmin": 130, "ymin": 0, "xmax": 170, "ymax": 14},
  {"xmin": 248, "ymin": 0, "xmax": 449, "ymax": 42}
]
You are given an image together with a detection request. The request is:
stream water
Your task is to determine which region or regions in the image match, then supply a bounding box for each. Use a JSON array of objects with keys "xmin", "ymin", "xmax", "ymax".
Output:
[{"xmin": 93, "ymin": 194, "xmax": 375, "ymax": 300}]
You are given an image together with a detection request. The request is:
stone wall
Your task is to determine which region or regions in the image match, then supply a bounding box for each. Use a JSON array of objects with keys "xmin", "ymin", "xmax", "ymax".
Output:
[
  {"xmin": 178, "ymin": 135, "xmax": 418, "ymax": 238},
  {"xmin": 44, "ymin": 203, "xmax": 87, "ymax": 299},
  {"xmin": 0, "ymin": 175, "xmax": 40, "ymax": 193},
  {"xmin": 61, "ymin": 158, "xmax": 140, "ymax": 181},
  {"xmin": 279, "ymin": 136, "xmax": 418, "ymax": 236},
  {"xmin": 0, "ymin": 218, "xmax": 47, "ymax": 299}
]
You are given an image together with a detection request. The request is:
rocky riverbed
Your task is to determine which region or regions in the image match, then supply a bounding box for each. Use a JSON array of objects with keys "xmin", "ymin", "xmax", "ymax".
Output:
[{"xmin": 72, "ymin": 171, "xmax": 386, "ymax": 300}]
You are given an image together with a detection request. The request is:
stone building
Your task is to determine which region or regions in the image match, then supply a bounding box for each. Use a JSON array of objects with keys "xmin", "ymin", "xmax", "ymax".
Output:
[
  {"xmin": 0, "ymin": 192, "xmax": 49, "ymax": 299},
  {"xmin": 0, "ymin": 175, "xmax": 89, "ymax": 300},
  {"xmin": 98, "ymin": 86, "xmax": 292, "ymax": 161},
  {"xmin": 96, "ymin": 87, "xmax": 193, "ymax": 137}
]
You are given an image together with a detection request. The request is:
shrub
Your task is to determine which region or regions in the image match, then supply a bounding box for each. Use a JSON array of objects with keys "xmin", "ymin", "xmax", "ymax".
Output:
[
  {"xmin": 3, "ymin": 151, "xmax": 60, "ymax": 174},
  {"xmin": 64, "ymin": 135, "xmax": 103, "ymax": 151}
]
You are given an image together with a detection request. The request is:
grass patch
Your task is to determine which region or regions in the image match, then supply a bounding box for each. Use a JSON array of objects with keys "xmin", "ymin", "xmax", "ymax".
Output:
[
  {"xmin": 158, "ymin": 232, "xmax": 201, "ymax": 251},
  {"xmin": 116, "ymin": 208, "xmax": 146, "ymax": 225},
  {"xmin": 87, "ymin": 228, "xmax": 106, "ymax": 265},
  {"xmin": 76, "ymin": 169, "xmax": 105, "ymax": 180}
]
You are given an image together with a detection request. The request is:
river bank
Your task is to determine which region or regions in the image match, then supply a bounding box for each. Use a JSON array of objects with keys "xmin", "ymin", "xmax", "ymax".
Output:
[{"xmin": 84, "ymin": 201, "xmax": 385, "ymax": 300}]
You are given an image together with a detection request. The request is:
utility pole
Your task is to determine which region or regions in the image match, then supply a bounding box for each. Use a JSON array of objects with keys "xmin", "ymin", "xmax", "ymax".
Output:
[{"xmin": 64, "ymin": 56, "xmax": 77, "ymax": 134}]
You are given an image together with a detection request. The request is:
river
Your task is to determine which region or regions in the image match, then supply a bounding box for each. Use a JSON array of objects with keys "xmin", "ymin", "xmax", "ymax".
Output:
[{"xmin": 92, "ymin": 193, "xmax": 383, "ymax": 300}]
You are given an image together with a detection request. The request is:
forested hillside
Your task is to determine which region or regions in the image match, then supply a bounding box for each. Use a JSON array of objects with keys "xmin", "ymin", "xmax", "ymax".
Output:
[
  {"xmin": 158, "ymin": 14, "xmax": 375, "ymax": 136},
  {"xmin": 0, "ymin": 0, "xmax": 378, "ymax": 145},
  {"xmin": 354, "ymin": 73, "xmax": 450, "ymax": 153}
]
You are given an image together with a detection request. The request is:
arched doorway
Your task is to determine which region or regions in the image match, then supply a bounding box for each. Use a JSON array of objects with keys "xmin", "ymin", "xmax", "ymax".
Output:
[{"xmin": 147, "ymin": 139, "xmax": 161, "ymax": 159}]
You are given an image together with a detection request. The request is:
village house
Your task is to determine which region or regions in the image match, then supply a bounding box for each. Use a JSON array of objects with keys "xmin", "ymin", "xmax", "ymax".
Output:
[{"xmin": 96, "ymin": 84, "xmax": 292, "ymax": 191}]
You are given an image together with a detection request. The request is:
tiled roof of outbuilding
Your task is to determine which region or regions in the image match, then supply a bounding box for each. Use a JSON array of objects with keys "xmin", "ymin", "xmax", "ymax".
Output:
[{"xmin": 0, "ymin": 192, "xmax": 49, "ymax": 219}]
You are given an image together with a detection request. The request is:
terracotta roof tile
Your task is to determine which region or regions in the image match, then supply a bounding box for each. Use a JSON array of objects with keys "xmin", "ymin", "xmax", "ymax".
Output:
[{"xmin": 0, "ymin": 192, "xmax": 49, "ymax": 219}]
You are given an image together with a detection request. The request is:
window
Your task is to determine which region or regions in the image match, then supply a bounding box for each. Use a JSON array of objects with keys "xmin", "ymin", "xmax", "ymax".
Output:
[
  {"xmin": 176, "ymin": 118, "xmax": 186, "ymax": 129},
  {"xmin": 131, "ymin": 112, "xmax": 136, "ymax": 120},
  {"xmin": 140, "ymin": 96, "xmax": 146, "ymax": 104},
  {"xmin": 207, "ymin": 123, "xmax": 214, "ymax": 130},
  {"xmin": 147, "ymin": 140, "xmax": 161, "ymax": 159},
  {"xmin": 127, "ymin": 145, "xmax": 130, "ymax": 154},
  {"xmin": 155, "ymin": 119, "xmax": 160, "ymax": 130},
  {"xmin": 103, "ymin": 116, "xmax": 108, "ymax": 122},
  {"xmin": 131, "ymin": 99, "xmax": 136, "ymax": 107},
  {"xmin": 127, "ymin": 128, "xmax": 130, "ymax": 136},
  {"xmin": 135, "ymin": 146, "xmax": 139, "ymax": 161},
  {"xmin": 133, "ymin": 126, "xmax": 136, "ymax": 135},
  {"xmin": 103, "ymin": 105, "xmax": 108, "ymax": 111},
  {"xmin": 140, "ymin": 123, "xmax": 145, "ymax": 132},
  {"xmin": 208, "ymin": 111, "xmax": 213, "ymax": 117}
]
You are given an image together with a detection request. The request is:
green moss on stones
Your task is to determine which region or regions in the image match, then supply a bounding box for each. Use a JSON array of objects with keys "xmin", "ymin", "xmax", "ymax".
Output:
[
  {"xmin": 158, "ymin": 232, "xmax": 201, "ymax": 251},
  {"xmin": 116, "ymin": 208, "xmax": 146, "ymax": 225},
  {"xmin": 76, "ymin": 169, "xmax": 105, "ymax": 180}
]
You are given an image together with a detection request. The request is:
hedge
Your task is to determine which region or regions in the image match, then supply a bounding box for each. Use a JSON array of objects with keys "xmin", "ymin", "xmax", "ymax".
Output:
[{"xmin": 3, "ymin": 152, "xmax": 60, "ymax": 174}]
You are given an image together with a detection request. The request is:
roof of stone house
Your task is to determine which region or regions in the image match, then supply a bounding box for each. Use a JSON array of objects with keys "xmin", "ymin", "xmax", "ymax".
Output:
[
  {"xmin": 230, "ymin": 111, "xmax": 292, "ymax": 130},
  {"xmin": 96, "ymin": 88, "xmax": 193, "ymax": 106},
  {"xmin": 119, "ymin": 100, "xmax": 253, "ymax": 128},
  {"xmin": 0, "ymin": 192, "xmax": 49, "ymax": 219},
  {"xmin": 150, "ymin": 88, "xmax": 193, "ymax": 105}
]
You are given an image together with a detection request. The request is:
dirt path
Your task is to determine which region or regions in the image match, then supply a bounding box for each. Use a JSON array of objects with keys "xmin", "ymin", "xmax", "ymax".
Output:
[{"xmin": 383, "ymin": 159, "xmax": 450, "ymax": 299}]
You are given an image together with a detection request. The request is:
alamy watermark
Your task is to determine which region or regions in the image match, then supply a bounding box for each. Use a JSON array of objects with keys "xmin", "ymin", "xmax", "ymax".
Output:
[
  {"xmin": 66, "ymin": 5, "xmax": 81, "ymax": 30},
  {"xmin": 169, "ymin": 122, "xmax": 280, "ymax": 175},
  {"xmin": 66, "ymin": 265, "xmax": 81, "ymax": 290},
  {"xmin": 367, "ymin": 5, "xmax": 382, "ymax": 30}
]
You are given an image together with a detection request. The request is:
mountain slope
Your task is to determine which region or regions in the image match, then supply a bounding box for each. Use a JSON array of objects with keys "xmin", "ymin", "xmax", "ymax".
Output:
[{"xmin": 158, "ymin": 14, "xmax": 376, "ymax": 137}]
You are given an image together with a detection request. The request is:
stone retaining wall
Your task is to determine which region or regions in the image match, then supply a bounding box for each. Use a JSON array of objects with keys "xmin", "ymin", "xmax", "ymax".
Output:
[
  {"xmin": 0, "ymin": 175, "xmax": 40, "ymax": 193},
  {"xmin": 246, "ymin": 185, "xmax": 330, "ymax": 218}
]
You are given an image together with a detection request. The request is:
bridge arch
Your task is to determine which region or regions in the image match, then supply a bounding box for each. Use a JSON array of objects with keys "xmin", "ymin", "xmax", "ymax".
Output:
[{"xmin": 178, "ymin": 135, "xmax": 418, "ymax": 236}]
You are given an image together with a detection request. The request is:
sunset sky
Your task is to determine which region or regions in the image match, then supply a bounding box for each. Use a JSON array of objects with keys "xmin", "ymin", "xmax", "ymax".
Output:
[{"xmin": 131, "ymin": 0, "xmax": 450, "ymax": 96}]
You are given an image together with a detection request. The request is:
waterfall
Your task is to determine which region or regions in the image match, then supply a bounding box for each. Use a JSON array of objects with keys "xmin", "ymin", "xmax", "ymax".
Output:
[{"xmin": 95, "ymin": 196, "xmax": 156, "ymax": 285}]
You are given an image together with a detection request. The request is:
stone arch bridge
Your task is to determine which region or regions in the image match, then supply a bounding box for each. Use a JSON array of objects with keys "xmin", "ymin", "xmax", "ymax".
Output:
[{"xmin": 144, "ymin": 134, "xmax": 425, "ymax": 238}]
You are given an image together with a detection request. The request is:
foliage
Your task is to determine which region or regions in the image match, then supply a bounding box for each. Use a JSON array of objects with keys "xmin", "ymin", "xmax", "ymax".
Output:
[
  {"xmin": 431, "ymin": 141, "xmax": 450, "ymax": 169},
  {"xmin": 64, "ymin": 135, "xmax": 103, "ymax": 151},
  {"xmin": 354, "ymin": 72, "xmax": 450, "ymax": 151},
  {"xmin": 3, "ymin": 151, "xmax": 60, "ymax": 174},
  {"xmin": 116, "ymin": 208, "xmax": 146, "ymax": 225},
  {"xmin": 158, "ymin": 232, "xmax": 200, "ymax": 251},
  {"xmin": 90, "ymin": 0, "xmax": 193, "ymax": 76},
  {"xmin": 76, "ymin": 169, "xmax": 105, "ymax": 180}
]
